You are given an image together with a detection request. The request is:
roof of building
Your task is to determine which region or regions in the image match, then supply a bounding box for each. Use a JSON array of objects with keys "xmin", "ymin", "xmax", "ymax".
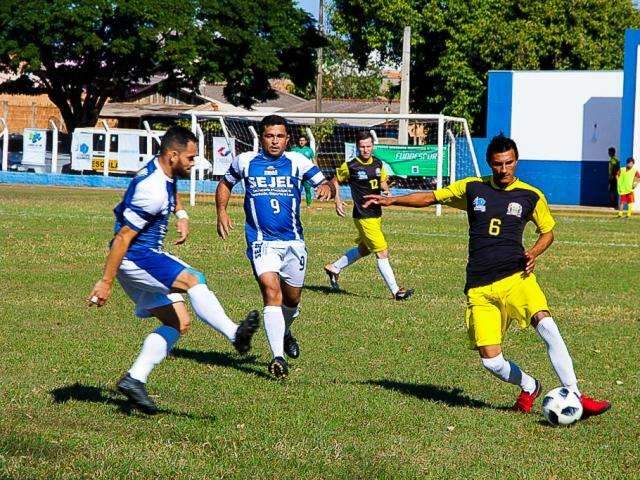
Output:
[
  {"xmin": 198, "ymin": 83, "xmax": 307, "ymax": 110},
  {"xmin": 99, "ymin": 102, "xmax": 210, "ymax": 119},
  {"xmin": 286, "ymin": 98, "xmax": 400, "ymax": 114}
]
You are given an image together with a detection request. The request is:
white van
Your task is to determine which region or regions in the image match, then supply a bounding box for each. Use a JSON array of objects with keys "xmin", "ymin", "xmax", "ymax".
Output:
[{"xmin": 71, "ymin": 127, "xmax": 165, "ymax": 174}]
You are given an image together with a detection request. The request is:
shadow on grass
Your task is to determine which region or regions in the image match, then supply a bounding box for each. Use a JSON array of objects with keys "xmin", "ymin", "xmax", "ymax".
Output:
[
  {"xmin": 171, "ymin": 349, "xmax": 274, "ymax": 381},
  {"xmin": 361, "ymin": 379, "xmax": 500, "ymax": 410},
  {"xmin": 302, "ymin": 284, "xmax": 359, "ymax": 296},
  {"xmin": 50, "ymin": 383, "xmax": 216, "ymax": 420}
]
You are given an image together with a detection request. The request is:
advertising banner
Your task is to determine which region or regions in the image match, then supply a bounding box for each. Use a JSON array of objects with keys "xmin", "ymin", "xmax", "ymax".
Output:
[
  {"xmin": 344, "ymin": 142, "xmax": 357, "ymax": 163},
  {"xmin": 117, "ymin": 133, "xmax": 141, "ymax": 171},
  {"xmin": 23, "ymin": 128, "xmax": 47, "ymax": 165},
  {"xmin": 373, "ymin": 144, "xmax": 449, "ymax": 177},
  {"xmin": 212, "ymin": 137, "xmax": 236, "ymax": 175}
]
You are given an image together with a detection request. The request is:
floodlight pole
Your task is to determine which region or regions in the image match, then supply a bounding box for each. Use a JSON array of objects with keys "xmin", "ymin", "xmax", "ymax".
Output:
[
  {"xmin": 399, "ymin": 26, "xmax": 411, "ymax": 145},
  {"xmin": 249, "ymin": 126, "xmax": 259, "ymax": 153},
  {"xmin": 49, "ymin": 119, "xmax": 59, "ymax": 174},
  {"xmin": 436, "ymin": 115, "xmax": 444, "ymax": 217},
  {"xmin": 0, "ymin": 117, "xmax": 8, "ymax": 171},
  {"xmin": 196, "ymin": 124, "xmax": 205, "ymax": 181},
  {"xmin": 314, "ymin": 0, "xmax": 324, "ymax": 119},
  {"xmin": 190, "ymin": 114, "xmax": 197, "ymax": 206},
  {"xmin": 447, "ymin": 129, "xmax": 456, "ymax": 184},
  {"xmin": 101, "ymin": 120, "xmax": 110, "ymax": 177}
]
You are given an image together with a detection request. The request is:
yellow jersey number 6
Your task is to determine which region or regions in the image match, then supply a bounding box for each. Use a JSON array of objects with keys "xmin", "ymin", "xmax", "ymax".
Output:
[{"xmin": 488, "ymin": 218, "xmax": 501, "ymax": 236}]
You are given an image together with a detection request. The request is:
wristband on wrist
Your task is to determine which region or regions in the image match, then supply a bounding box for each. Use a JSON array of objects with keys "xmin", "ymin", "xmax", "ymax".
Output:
[{"xmin": 175, "ymin": 209, "xmax": 189, "ymax": 220}]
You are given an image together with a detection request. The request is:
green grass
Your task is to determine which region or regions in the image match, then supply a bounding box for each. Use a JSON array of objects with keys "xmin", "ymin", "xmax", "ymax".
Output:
[{"xmin": 0, "ymin": 185, "xmax": 638, "ymax": 480}]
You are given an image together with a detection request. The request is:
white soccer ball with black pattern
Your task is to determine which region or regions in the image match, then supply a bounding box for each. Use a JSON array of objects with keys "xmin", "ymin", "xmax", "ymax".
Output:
[{"xmin": 542, "ymin": 387, "xmax": 583, "ymax": 426}]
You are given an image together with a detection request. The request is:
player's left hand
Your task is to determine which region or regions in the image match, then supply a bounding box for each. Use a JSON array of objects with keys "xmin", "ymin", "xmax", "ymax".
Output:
[
  {"xmin": 87, "ymin": 279, "xmax": 112, "ymax": 307},
  {"xmin": 315, "ymin": 183, "xmax": 333, "ymax": 201},
  {"xmin": 174, "ymin": 218, "xmax": 189, "ymax": 245},
  {"xmin": 523, "ymin": 251, "xmax": 537, "ymax": 275}
]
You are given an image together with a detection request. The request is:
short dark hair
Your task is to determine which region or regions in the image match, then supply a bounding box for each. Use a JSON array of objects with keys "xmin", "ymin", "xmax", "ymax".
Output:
[
  {"xmin": 355, "ymin": 130, "xmax": 374, "ymax": 144},
  {"xmin": 626, "ymin": 157, "xmax": 634, "ymax": 165},
  {"xmin": 608, "ymin": 147, "xmax": 616, "ymax": 155},
  {"xmin": 160, "ymin": 126, "xmax": 197, "ymax": 154},
  {"xmin": 260, "ymin": 115, "xmax": 288, "ymax": 134},
  {"xmin": 298, "ymin": 133, "xmax": 308, "ymax": 141},
  {"xmin": 486, "ymin": 133, "xmax": 519, "ymax": 163}
]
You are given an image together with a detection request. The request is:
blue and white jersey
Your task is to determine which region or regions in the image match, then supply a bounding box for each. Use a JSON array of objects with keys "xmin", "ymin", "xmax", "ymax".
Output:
[
  {"xmin": 223, "ymin": 150, "xmax": 325, "ymax": 244},
  {"xmin": 113, "ymin": 159, "xmax": 177, "ymax": 256}
]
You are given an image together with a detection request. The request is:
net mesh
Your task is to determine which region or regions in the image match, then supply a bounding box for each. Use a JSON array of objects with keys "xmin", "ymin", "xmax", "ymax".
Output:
[{"xmin": 192, "ymin": 115, "xmax": 478, "ymax": 190}]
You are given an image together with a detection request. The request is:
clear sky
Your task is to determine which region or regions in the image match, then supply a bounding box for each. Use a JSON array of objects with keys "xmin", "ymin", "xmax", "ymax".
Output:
[{"xmin": 297, "ymin": 0, "xmax": 319, "ymax": 19}]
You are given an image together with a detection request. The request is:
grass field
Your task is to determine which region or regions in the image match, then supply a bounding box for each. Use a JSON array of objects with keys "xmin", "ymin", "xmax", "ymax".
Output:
[{"xmin": 0, "ymin": 185, "xmax": 638, "ymax": 480}]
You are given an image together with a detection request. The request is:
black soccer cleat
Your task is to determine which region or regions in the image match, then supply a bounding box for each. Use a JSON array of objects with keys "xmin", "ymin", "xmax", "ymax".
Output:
[
  {"xmin": 394, "ymin": 287, "xmax": 414, "ymax": 301},
  {"xmin": 117, "ymin": 373, "xmax": 158, "ymax": 415},
  {"xmin": 233, "ymin": 310, "xmax": 260, "ymax": 355},
  {"xmin": 268, "ymin": 356, "xmax": 289, "ymax": 379},
  {"xmin": 284, "ymin": 332, "xmax": 300, "ymax": 359},
  {"xmin": 324, "ymin": 265, "xmax": 340, "ymax": 290}
]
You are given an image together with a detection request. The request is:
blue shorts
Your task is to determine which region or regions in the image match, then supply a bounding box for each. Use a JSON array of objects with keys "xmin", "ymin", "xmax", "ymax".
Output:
[{"xmin": 117, "ymin": 249, "xmax": 190, "ymax": 318}]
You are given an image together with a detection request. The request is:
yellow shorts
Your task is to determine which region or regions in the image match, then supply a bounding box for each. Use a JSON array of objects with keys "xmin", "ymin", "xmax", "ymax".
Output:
[
  {"xmin": 353, "ymin": 217, "xmax": 388, "ymax": 253},
  {"xmin": 465, "ymin": 272, "xmax": 549, "ymax": 349}
]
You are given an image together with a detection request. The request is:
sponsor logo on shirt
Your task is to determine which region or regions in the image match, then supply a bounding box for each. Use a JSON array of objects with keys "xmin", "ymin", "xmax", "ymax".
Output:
[
  {"xmin": 506, "ymin": 202, "xmax": 523, "ymax": 218},
  {"xmin": 375, "ymin": 167, "xmax": 381, "ymax": 176},
  {"xmin": 473, "ymin": 196, "xmax": 486, "ymax": 212},
  {"xmin": 264, "ymin": 166, "xmax": 278, "ymax": 176},
  {"xmin": 357, "ymin": 170, "xmax": 368, "ymax": 180},
  {"xmin": 248, "ymin": 176, "xmax": 295, "ymax": 189}
]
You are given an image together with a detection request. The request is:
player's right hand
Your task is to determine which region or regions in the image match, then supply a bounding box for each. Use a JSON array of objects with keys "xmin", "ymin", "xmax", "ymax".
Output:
[
  {"xmin": 217, "ymin": 212, "xmax": 233, "ymax": 239},
  {"xmin": 362, "ymin": 194, "xmax": 392, "ymax": 209},
  {"xmin": 335, "ymin": 201, "xmax": 346, "ymax": 217},
  {"xmin": 87, "ymin": 279, "xmax": 112, "ymax": 307}
]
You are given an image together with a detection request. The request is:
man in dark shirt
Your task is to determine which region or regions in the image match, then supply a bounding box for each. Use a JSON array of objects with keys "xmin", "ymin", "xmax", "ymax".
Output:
[
  {"xmin": 608, "ymin": 147, "xmax": 620, "ymax": 208},
  {"xmin": 324, "ymin": 131, "xmax": 413, "ymax": 300},
  {"xmin": 362, "ymin": 134, "xmax": 611, "ymax": 418}
]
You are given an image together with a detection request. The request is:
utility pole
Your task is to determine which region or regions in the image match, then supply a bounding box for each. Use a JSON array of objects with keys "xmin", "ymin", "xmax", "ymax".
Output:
[
  {"xmin": 315, "ymin": 0, "xmax": 324, "ymax": 115},
  {"xmin": 398, "ymin": 26, "xmax": 411, "ymax": 145}
]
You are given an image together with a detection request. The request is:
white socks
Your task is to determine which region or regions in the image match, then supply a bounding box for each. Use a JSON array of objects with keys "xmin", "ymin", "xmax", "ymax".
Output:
[
  {"xmin": 332, "ymin": 247, "xmax": 361, "ymax": 271},
  {"xmin": 376, "ymin": 258, "xmax": 399, "ymax": 295},
  {"xmin": 129, "ymin": 325, "xmax": 180, "ymax": 383},
  {"xmin": 536, "ymin": 317, "xmax": 580, "ymax": 394},
  {"xmin": 482, "ymin": 354, "xmax": 537, "ymax": 394},
  {"xmin": 264, "ymin": 305, "xmax": 285, "ymax": 358},
  {"xmin": 187, "ymin": 284, "xmax": 238, "ymax": 342},
  {"xmin": 282, "ymin": 305, "xmax": 299, "ymax": 335}
]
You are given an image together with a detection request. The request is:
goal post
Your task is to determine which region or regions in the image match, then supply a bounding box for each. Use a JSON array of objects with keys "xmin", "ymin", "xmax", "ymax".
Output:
[{"xmin": 187, "ymin": 112, "xmax": 480, "ymax": 214}]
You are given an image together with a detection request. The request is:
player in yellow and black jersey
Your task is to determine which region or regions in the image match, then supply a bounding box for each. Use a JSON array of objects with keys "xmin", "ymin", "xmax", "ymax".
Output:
[
  {"xmin": 324, "ymin": 130, "xmax": 413, "ymax": 300},
  {"xmin": 362, "ymin": 133, "xmax": 610, "ymax": 418}
]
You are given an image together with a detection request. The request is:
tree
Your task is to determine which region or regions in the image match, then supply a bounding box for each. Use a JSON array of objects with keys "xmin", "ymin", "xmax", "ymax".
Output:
[
  {"xmin": 294, "ymin": 34, "xmax": 394, "ymax": 101},
  {"xmin": 331, "ymin": 0, "xmax": 640, "ymax": 133},
  {"xmin": 0, "ymin": 0, "xmax": 322, "ymax": 132}
]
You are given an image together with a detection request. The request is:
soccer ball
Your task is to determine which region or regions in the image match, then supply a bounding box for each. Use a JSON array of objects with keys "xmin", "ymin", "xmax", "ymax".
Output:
[{"xmin": 542, "ymin": 387, "xmax": 583, "ymax": 426}]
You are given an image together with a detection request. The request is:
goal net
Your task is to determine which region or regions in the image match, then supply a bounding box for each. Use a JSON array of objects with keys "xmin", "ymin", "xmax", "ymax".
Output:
[{"xmin": 187, "ymin": 112, "xmax": 480, "ymax": 215}]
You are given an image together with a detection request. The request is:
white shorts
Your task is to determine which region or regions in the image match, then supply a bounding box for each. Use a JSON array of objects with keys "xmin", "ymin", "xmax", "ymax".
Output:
[
  {"xmin": 248, "ymin": 241, "xmax": 307, "ymax": 287},
  {"xmin": 116, "ymin": 253, "xmax": 187, "ymax": 318}
]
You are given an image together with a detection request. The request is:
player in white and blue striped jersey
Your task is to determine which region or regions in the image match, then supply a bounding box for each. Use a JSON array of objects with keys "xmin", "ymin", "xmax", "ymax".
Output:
[
  {"xmin": 88, "ymin": 126, "xmax": 259, "ymax": 414},
  {"xmin": 216, "ymin": 115, "xmax": 332, "ymax": 378}
]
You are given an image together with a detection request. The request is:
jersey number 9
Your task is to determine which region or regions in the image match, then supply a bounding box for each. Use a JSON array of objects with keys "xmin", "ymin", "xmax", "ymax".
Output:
[{"xmin": 270, "ymin": 198, "xmax": 280, "ymax": 214}]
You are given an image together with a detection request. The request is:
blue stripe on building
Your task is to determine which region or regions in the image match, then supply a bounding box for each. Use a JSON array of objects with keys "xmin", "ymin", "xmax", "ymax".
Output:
[
  {"xmin": 486, "ymin": 71, "xmax": 513, "ymax": 138},
  {"xmin": 620, "ymin": 29, "xmax": 640, "ymax": 162}
]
